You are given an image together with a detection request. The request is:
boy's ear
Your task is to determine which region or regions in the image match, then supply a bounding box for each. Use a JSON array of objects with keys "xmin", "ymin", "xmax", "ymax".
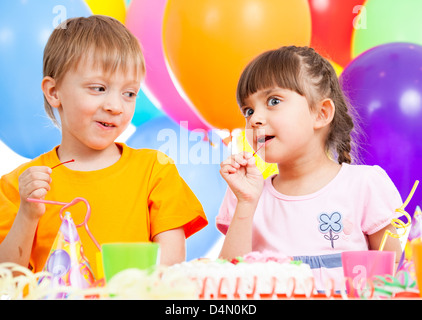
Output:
[
  {"xmin": 314, "ymin": 98, "xmax": 335, "ymax": 130},
  {"xmin": 41, "ymin": 76, "xmax": 61, "ymax": 108}
]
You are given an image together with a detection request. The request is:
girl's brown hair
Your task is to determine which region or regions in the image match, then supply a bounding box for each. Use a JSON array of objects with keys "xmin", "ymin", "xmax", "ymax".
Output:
[
  {"xmin": 43, "ymin": 15, "xmax": 145, "ymax": 127},
  {"xmin": 237, "ymin": 46, "xmax": 360, "ymax": 164}
]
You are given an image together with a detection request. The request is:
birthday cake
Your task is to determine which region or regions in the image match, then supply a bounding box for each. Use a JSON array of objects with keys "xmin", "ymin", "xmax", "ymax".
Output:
[{"xmin": 165, "ymin": 251, "xmax": 315, "ymax": 299}]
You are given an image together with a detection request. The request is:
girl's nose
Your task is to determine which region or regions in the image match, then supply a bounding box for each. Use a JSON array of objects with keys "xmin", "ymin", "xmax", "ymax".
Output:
[{"xmin": 249, "ymin": 108, "xmax": 266, "ymax": 127}]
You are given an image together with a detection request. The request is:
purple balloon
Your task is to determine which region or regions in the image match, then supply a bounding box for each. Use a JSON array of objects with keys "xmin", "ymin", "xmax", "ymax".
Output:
[
  {"xmin": 341, "ymin": 42, "xmax": 422, "ymax": 213},
  {"xmin": 46, "ymin": 249, "xmax": 71, "ymax": 277}
]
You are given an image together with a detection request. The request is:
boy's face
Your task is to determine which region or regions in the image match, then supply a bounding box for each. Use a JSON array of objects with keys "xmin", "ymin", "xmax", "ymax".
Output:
[{"xmin": 54, "ymin": 56, "xmax": 141, "ymax": 152}]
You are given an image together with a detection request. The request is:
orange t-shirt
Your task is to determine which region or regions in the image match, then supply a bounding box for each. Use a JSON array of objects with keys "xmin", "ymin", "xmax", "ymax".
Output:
[{"xmin": 0, "ymin": 143, "xmax": 207, "ymax": 277}]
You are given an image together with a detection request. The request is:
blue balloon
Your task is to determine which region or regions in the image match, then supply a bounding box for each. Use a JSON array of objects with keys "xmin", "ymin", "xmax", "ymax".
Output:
[
  {"xmin": 127, "ymin": 116, "xmax": 229, "ymax": 260},
  {"xmin": 131, "ymin": 89, "xmax": 164, "ymax": 127},
  {"xmin": 0, "ymin": 1, "xmax": 91, "ymax": 159}
]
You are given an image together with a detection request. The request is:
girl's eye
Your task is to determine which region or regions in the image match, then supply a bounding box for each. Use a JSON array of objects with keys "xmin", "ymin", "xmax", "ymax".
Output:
[
  {"xmin": 268, "ymin": 97, "xmax": 281, "ymax": 106},
  {"xmin": 242, "ymin": 108, "xmax": 254, "ymax": 118}
]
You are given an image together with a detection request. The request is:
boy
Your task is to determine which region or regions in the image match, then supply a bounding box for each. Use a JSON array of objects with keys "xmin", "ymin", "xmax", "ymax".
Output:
[{"xmin": 0, "ymin": 16, "xmax": 207, "ymax": 278}]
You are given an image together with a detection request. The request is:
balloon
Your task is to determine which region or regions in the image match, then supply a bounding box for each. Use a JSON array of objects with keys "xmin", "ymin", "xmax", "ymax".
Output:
[
  {"xmin": 126, "ymin": 0, "xmax": 211, "ymax": 132},
  {"xmin": 351, "ymin": 0, "xmax": 422, "ymax": 58},
  {"xmin": 0, "ymin": 1, "xmax": 92, "ymax": 159},
  {"xmin": 47, "ymin": 250, "xmax": 71, "ymax": 277},
  {"xmin": 127, "ymin": 116, "xmax": 229, "ymax": 260},
  {"xmin": 308, "ymin": 0, "xmax": 365, "ymax": 67},
  {"xmin": 85, "ymin": 0, "xmax": 126, "ymax": 23},
  {"xmin": 162, "ymin": 0, "xmax": 311, "ymax": 131},
  {"xmin": 341, "ymin": 42, "xmax": 422, "ymax": 212},
  {"xmin": 329, "ymin": 60, "xmax": 344, "ymax": 77},
  {"xmin": 132, "ymin": 88, "xmax": 164, "ymax": 127},
  {"xmin": 233, "ymin": 130, "xmax": 278, "ymax": 180}
]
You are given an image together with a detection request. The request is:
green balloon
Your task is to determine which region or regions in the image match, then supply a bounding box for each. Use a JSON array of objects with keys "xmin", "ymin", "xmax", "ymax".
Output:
[{"xmin": 352, "ymin": 0, "xmax": 422, "ymax": 58}]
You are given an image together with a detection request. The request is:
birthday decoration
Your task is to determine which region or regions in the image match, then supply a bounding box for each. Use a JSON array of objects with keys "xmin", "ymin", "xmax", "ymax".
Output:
[
  {"xmin": 378, "ymin": 180, "xmax": 419, "ymax": 251},
  {"xmin": 341, "ymin": 43, "xmax": 422, "ymax": 211},
  {"xmin": 27, "ymin": 197, "xmax": 101, "ymax": 298},
  {"xmin": 373, "ymin": 271, "xmax": 419, "ymax": 299},
  {"xmin": 0, "ymin": 1, "xmax": 91, "ymax": 159},
  {"xmin": 44, "ymin": 211, "xmax": 96, "ymax": 296},
  {"xmin": 162, "ymin": 0, "xmax": 312, "ymax": 131},
  {"xmin": 308, "ymin": 0, "xmax": 365, "ymax": 67},
  {"xmin": 351, "ymin": 0, "xmax": 422, "ymax": 59},
  {"xmin": 126, "ymin": 0, "xmax": 212, "ymax": 132},
  {"xmin": 131, "ymin": 89, "xmax": 164, "ymax": 127},
  {"xmin": 395, "ymin": 207, "xmax": 422, "ymax": 290},
  {"xmin": 1, "ymin": 0, "xmax": 422, "ymax": 300},
  {"xmin": 84, "ymin": 0, "xmax": 126, "ymax": 23}
]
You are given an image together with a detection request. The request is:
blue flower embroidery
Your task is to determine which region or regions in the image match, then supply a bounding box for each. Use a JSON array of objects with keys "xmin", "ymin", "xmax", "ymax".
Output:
[{"xmin": 318, "ymin": 212, "xmax": 343, "ymax": 248}]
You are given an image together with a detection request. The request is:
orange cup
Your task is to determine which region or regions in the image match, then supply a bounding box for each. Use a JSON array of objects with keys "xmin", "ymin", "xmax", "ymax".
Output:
[{"xmin": 411, "ymin": 239, "xmax": 422, "ymax": 297}]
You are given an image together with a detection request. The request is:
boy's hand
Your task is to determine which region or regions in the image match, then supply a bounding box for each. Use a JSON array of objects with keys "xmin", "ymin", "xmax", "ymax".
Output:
[
  {"xmin": 18, "ymin": 166, "xmax": 52, "ymax": 220},
  {"xmin": 220, "ymin": 152, "xmax": 264, "ymax": 204}
]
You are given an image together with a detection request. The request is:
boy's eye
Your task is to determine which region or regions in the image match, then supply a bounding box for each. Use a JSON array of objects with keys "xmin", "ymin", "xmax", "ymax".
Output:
[
  {"xmin": 91, "ymin": 86, "xmax": 105, "ymax": 92},
  {"xmin": 268, "ymin": 97, "xmax": 281, "ymax": 106},
  {"xmin": 123, "ymin": 91, "xmax": 137, "ymax": 98},
  {"xmin": 242, "ymin": 108, "xmax": 254, "ymax": 118}
]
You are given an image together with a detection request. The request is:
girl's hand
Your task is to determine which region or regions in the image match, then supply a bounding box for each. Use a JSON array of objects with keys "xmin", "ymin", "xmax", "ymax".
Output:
[
  {"xmin": 220, "ymin": 152, "xmax": 264, "ymax": 203},
  {"xmin": 18, "ymin": 166, "xmax": 52, "ymax": 221}
]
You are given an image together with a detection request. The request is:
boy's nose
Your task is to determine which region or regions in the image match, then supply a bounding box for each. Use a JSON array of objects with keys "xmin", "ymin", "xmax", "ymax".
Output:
[{"xmin": 103, "ymin": 94, "xmax": 123, "ymax": 114}]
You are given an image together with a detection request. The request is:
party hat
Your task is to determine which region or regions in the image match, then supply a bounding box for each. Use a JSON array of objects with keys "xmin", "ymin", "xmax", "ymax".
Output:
[
  {"xmin": 27, "ymin": 197, "xmax": 101, "ymax": 298},
  {"xmin": 44, "ymin": 211, "xmax": 96, "ymax": 292}
]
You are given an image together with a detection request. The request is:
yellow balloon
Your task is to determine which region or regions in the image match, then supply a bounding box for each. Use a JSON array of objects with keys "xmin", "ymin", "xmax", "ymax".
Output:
[
  {"xmin": 234, "ymin": 130, "xmax": 278, "ymax": 179},
  {"xmin": 329, "ymin": 60, "xmax": 343, "ymax": 77},
  {"xmin": 85, "ymin": 0, "xmax": 127, "ymax": 23}
]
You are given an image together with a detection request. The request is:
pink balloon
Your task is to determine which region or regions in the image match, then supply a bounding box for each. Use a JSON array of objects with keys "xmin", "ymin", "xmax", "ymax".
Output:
[{"xmin": 126, "ymin": 0, "xmax": 211, "ymax": 131}]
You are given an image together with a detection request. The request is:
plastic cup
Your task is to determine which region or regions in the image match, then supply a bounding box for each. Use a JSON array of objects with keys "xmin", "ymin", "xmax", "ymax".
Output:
[
  {"xmin": 341, "ymin": 250, "xmax": 395, "ymax": 297},
  {"xmin": 411, "ymin": 239, "xmax": 422, "ymax": 297},
  {"xmin": 101, "ymin": 242, "xmax": 160, "ymax": 282}
]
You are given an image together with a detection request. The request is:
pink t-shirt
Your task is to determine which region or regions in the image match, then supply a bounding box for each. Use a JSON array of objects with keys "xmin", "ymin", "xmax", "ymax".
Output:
[{"xmin": 216, "ymin": 163, "xmax": 403, "ymax": 291}]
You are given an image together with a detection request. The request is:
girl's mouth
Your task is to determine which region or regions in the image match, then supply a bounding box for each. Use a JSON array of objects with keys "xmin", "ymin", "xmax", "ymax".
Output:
[
  {"xmin": 253, "ymin": 135, "xmax": 274, "ymax": 155},
  {"xmin": 257, "ymin": 135, "xmax": 274, "ymax": 144}
]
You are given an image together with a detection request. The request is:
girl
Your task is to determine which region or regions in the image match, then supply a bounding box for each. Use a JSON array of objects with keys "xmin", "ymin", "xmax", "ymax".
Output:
[{"xmin": 217, "ymin": 46, "xmax": 402, "ymax": 291}]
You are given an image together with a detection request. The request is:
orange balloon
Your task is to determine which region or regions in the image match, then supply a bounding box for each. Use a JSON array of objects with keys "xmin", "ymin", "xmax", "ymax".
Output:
[{"xmin": 163, "ymin": 0, "xmax": 311, "ymax": 131}]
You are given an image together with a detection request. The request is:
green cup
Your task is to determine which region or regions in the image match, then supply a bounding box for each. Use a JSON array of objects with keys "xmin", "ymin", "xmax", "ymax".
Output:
[{"xmin": 101, "ymin": 242, "xmax": 160, "ymax": 282}]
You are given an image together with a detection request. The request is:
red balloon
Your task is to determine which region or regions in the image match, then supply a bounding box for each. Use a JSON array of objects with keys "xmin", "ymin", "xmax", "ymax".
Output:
[{"xmin": 308, "ymin": 0, "xmax": 365, "ymax": 66}]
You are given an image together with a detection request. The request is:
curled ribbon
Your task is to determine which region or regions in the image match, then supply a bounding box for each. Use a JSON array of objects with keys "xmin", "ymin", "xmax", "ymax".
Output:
[
  {"xmin": 379, "ymin": 180, "xmax": 419, "ymax": 251},
  {"xmin": 373, "ymin": 271, "xmax": 418, "ymax": 298}
]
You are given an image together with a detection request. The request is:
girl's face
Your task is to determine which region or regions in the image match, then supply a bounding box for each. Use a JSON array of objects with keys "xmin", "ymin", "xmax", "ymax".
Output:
[
  {"xmin": 241, "ymin": 87, "xmax": 321, "ymax": 165},
  {"xmin": 53, "ymin": 55, "xmax": 141, "ymax": 153}
]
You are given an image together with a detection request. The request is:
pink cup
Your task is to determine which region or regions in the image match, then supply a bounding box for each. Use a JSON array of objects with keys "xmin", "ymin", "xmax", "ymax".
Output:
[{"xmin": 341, "ymin": 250, "xmax": 396, "ymax": 297}]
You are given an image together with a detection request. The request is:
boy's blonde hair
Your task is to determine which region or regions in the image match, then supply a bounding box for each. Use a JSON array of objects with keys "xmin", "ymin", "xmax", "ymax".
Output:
[{"xmin": 43, "ymin": 15, "xmax": 145, "ymax": 126}]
